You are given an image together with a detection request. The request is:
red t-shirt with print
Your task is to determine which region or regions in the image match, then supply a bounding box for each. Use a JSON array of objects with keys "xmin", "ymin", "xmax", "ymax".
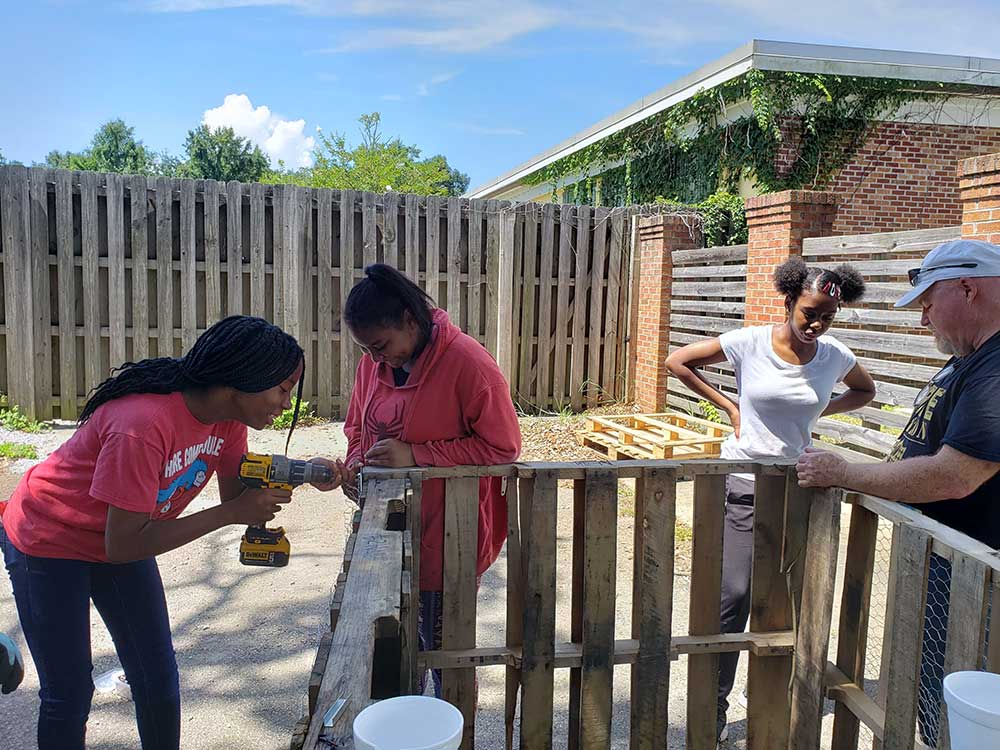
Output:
[{"xmin": 1, "ymin": 391, "xmax": 247, "ymax": 562}]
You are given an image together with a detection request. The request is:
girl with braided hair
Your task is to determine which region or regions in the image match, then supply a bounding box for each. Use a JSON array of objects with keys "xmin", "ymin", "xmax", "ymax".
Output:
[
  {"xmin": 666, "ymin": 257, "xmax": 877, "ymax": 745},
  {"xmin": 0, "ymin": 315, "xmax": 322, "ymax": 750},
  {"xmin": 315, "ymin": 263, "xmax": 521, "ymax": 697}
]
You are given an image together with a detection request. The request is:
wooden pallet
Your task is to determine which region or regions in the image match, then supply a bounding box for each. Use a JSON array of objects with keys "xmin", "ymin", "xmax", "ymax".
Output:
[{"xmin": 577, "ymin": 412, "xmax": 733, "ymax": 460}]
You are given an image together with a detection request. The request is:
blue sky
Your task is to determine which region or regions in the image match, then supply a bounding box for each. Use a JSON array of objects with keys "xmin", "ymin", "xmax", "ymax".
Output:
[{"xmin": 4, "ymin": 0, "xmax": 1000, "ymax": 190}]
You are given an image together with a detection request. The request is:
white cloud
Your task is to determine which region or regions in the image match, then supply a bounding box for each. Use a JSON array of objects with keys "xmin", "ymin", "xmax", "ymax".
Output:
[
  {"xmin": 417, "ymin": 71, "xmax": 458, "ymax": 96},
  {"xmin": 202, "ymin": 94, "xmax": 315, "ymax": 168}
]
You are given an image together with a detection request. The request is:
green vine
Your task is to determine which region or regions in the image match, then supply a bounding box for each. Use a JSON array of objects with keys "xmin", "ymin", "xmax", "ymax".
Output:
[{"xmin": 528, "ymin": 71, "xmax": 951, "ymax": 215}]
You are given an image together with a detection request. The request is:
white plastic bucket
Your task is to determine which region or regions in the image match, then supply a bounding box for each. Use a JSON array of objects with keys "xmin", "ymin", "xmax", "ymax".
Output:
[
  {"xmin": 353, "ymin": 695, "xmax": 464, "ymax": 750},
  {"xmin": 943, "ymin": 671, "xmax": 1000, "ymax": 749}
]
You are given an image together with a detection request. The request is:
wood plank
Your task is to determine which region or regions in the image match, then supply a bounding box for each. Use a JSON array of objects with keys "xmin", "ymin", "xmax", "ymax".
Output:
[
  {"xmin": 317, "ymin": 188, "xmax": 334, "ymax": 417},
  {"xmin": 553, "ymin": 205, "xmax": 573, "ymax": 408},
  {"xmin": 405, "ymin": 193, "xmax": 420, "ymax": 283},
  {"xmin": 631, "ymin": 468, "xmax": 675, "ymax": 750},
  {"xmin": 447, "ymin": 197, "xmax": 462, "ymax": 318},
  {"xmin": 179, "ymin": 179, "xmax": 197, "ymax": 352},
  {"xmin": 587, "ymin": 207, "xmax": 608, "ymax": 408},
  {"xmin": 826, "ymin": 662, "xmax": 886, "ymax": 741},
  {"xmin": 272, "ymin": 184, "xmax": 286, "ymax": 328},
  {"xmin": 203, "ymin": 180, "xmax": 221, "ymax": 325},
  {"xmin": 686, "ymin": 474, "xmax": 726, "ymax": 750},
  {"xmin": 673, "ymin": 264, "xmax": 749, "ymax": 279},
  {"xmin": 569, "ymin": 478, "xmax": 586, "ymax": 750},
  {"xmin": 510, "ymin": 211, "xmax": 524, "ymax": 398},
  {"xmin": 303, "ymin": 478, "xmax": 404, "ymax": 750},
  {"xmin": 340, "ymin": 190, "xmax": 357, "ymax": 411},
  {"xmin": 425, "ymin": 195, "xmax": 441, "ymax": 301},
  {"xmin": 505, "ymin": 478, "xmax": 524, "ymax": 750},
  {"xmin": 442, "ymin": 477, "xmax": 479, "ymax": 750},
  {"xmin": 518, "ymin": 206, "xmax": 538, "ymax": 402},
  {"xmin": 300, "ymin": 187, "xmax": 315, "ymax": 399},
  {"xmin": 155, "ymin": 177, "xmax": 174, "ymax": 358},
  {"xmin": 0, "ymin": 168, "xmax": 26, "ymax": 416},
  {"xmin": 362, "ymin": 190, "xmax": 377, "ymax": 272},
  {"xmin": 671, "ymin": 280, "xmax": 747, "ymax": 298},
  {"xmin": 496, "ymin": 208, "xmax": 516, "ymax": 388},
  {"xmin": 55, "ymin": 170, "xmax": 78, "ymax": 418},
  {"xmin": 873, "ymin": 523, "xmax": 900, "ymax": 750},
  {"xmin": 407, "ymin": 475, "xmax": 423, "ymax": 693},
  {"xmin": 882, "ymin": 524, "xmax": 931, "ymax": 750},
  {"xmin": 468, "ymin": 201, "xmax": 484, "ymax": 343},
  {"xmin": 227, "ymin": 181, "xmax": 244, "ymax": 315},
  {"xmin": 672, "ymin": 244, "xmax": 748, "ymax": 265},
  {"xmin": 937, "ymin": 553, "xmax": 990, "ymax": 750},
  {"xmin": 105, "ymin": 173, "xmax": 126, "ymax": 373},
  {"xmin": 802, "ymin": 226, "xmax": 959, "ymax": 258},
  {"xmin": 537, "ymin": 204, "xmax": 555, "ymax": 409},
  {"xmin": 308, "ymin": 631, "xmax": 334, "ymax": 716},
  {"xmin": 829, "ymin": 326, "xmax": 946, "ymax": 361},
  {"xmin": 671, "ymin": 299, "xmax": 745, "ymax": 316},
  {"xmin": 28, "ymin": 168, "xmax": 52, "ymax": 419},
  {"xmin": 485, "ymin": 199, "xmax": 501, "ymax": 358},
  {"xmin": 570, "ymin": 205, "xmax": 590, "ymax": 412},
  {"xmin": 383, "ymin": 192, "xmax": 399, "ymax": 268},
  {"xmin": 82, "ymin": 171, "xmax": 103, "ymax": 389},
  {"xmin": 129, "ymin": 175, "xmax": 151, "ymax": 364},
  {"xmin": 603, "ymin": 211, "xmax": 624, "ymax": 403},
  {"xmin": 789, "ymin": 486, "xmax": 841, "ymax": 750},
  {"xmin": 577, "ymin": 470, "xmax": 618, "ymax": 750},
  {"xmin": 248, "ymin": 183, "xmax": 264, "ymax": 317},
  {"xmin": 831, "ymin": 505, "xmax": 879, "ymax": 750},
  {"xmin": 521, "ymin": 469, "xmax": 558, "ymax": 750},
  {"xmin": 747, "ymin": 472, "xmax": 792, "ymax": 750}
]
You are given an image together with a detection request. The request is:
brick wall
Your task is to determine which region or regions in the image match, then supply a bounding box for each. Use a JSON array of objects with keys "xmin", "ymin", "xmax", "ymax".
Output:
[
  {"xmin": 776, "ymin": 120, "xmax": 1000, "ymax": 235},
  {"xmin": 744, "ymin": 191, "xmax": 837, "ymax": 326},
  {"xmin": 960, "ymin": 152, "xmax": 1000, "ymax": 243},
  {"xmin": 633, "ymin": 215, "xmax": 701, "ymax": 412}
]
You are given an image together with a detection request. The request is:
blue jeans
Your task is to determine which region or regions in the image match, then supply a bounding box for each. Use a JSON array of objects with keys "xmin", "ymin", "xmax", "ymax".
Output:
[{"xmin": 1, "ymin": 524, "xmax": 180, "ymax": 750}]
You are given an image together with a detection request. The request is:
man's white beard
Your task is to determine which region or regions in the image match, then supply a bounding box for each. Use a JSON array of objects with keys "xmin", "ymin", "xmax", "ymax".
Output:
[{"xmin": 934, "ymin": 334, "xmax": 957, "ymax": 356}]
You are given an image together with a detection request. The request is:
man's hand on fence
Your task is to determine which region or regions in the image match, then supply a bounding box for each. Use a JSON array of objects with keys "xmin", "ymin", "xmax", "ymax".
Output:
[{"xmin": 796, "ymin": 447, "xmax": 847, "ymax": 488}]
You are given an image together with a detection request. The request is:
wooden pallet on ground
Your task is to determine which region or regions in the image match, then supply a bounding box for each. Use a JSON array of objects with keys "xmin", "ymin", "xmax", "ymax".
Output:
[{"xmin": 577, "ymin": 411, "xmax": 733, "ymax": 460}]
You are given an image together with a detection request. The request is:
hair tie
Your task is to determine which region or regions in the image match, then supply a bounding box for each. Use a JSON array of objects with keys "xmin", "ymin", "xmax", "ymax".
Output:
[{"xmin": 816, "ymin": 277, "xmax": 842, "ymax": 299}]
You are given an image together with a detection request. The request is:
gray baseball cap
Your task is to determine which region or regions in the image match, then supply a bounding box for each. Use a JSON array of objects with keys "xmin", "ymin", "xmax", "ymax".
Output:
[{"xmin": 896, "ymin": 239, "xmax": 1000, "ymax": 308}]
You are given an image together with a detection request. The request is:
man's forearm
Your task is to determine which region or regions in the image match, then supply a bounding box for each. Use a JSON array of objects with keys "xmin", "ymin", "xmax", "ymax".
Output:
[{"xmin": 839, "ymin": 455, "xmax": 964, "ymax": 504}]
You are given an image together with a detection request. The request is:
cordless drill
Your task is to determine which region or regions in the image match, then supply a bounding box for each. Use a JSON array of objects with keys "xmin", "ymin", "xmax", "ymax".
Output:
[{"xmin": 237, "ymin": 453, "xmax": 333, "ymax": 567}]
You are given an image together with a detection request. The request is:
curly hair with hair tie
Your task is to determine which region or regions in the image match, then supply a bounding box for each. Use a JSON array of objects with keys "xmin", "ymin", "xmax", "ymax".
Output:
[{"xmin": 773, "ymin": 256, "xmax": 866, "ymax": 305}]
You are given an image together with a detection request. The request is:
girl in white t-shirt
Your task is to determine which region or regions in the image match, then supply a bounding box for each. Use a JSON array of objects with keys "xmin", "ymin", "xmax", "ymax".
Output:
[{"xmin": 666, "ymin": 257, "xmax": 876, "ymax": 743}]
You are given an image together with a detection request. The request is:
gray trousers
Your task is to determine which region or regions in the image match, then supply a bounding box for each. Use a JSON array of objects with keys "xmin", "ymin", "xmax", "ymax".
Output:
[{"xmin": 717, "ymin": 476, "xmax": 756, "ymax": 731}]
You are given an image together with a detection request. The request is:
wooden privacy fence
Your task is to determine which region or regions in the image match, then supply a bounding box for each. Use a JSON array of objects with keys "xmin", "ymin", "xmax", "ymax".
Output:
[
  {"xmin": 665, "ymin": 225, "xmax": 961, "ymax": 461},
  {"xmin": 301, "ymin": 460, "xmax": 844, "ymax": 750},
  {"xmin": 0, "ymin": 165, "xmax": 638, "ymax": 420}
]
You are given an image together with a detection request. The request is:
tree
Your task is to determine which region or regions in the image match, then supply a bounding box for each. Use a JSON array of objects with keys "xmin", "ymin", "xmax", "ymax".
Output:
[
  {"xmin": 46, "ymin": 119, "xmax": 155, "ymax": 175},
  {"xmin": 267, "ymin": 113, "xmax": 459, "ymax": 195},
  {"xmin": 183, "ymin": 125, "xmax": 269, "ymax": 182},
  {"xmin": 424, "ymin": 154, "xmax": 470, "ymax": 196}
]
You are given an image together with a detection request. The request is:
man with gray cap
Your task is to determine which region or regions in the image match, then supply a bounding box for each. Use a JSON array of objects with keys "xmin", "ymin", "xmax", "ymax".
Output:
[{"xmin": 796, "ymin": 238, "xmax": 1000, "ymax": 745}]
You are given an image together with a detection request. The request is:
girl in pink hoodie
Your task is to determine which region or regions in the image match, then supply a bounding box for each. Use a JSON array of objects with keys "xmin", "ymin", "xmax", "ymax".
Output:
[{"xmin": 328, "ymin": 264, "xmax": 521, "ymax": 695}]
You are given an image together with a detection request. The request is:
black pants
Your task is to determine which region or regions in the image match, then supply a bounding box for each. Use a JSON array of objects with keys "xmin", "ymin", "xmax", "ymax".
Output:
[{"xmin": 716, "ymin": 476, "xmax": 755, "ymax": 733}]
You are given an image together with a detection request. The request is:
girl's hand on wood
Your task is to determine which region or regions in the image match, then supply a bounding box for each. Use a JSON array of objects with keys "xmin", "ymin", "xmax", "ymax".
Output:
[{"xmin": 364, "ymin": 439, "xmax": 415, "ymax": 468}]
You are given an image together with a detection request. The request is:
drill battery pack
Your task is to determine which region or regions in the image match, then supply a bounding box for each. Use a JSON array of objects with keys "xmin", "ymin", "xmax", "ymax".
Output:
[{"xmin": 238, "ymin": 525, "xmax": 290, "ymax": 567}]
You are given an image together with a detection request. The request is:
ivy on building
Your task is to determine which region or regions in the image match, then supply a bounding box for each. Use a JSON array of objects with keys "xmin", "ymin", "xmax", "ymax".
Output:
[{"xmin": 529, "ymin": 71, "xmax": 953, "ymax": 242}]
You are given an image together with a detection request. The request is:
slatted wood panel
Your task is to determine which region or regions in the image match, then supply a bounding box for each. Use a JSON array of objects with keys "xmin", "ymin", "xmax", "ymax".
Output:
[{"xmin": 0, "ymin": 167, "xmax": 636, "ymax": 419}]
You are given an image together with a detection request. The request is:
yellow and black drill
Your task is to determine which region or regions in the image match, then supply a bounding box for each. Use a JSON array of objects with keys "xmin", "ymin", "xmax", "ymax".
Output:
[{"xmin": 237, "ymin": 453, "xmax": 333, "ymax": 567}]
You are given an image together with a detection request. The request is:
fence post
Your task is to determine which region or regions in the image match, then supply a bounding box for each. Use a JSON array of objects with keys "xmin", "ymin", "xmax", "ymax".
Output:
[
  {"xmin": 744, "ymin": 190, "xmax": 838, "ymax": 327},
  {"xmin": 959, "ymin": 152, "xmax": 1000, "ymax": 243},
  {"xmin": 495, "ymin": 207, "xmax": 517, "ymax": 390},
  {"xmin": 632, "ymin": 214, "xmax": 700, "ymax": 413}
]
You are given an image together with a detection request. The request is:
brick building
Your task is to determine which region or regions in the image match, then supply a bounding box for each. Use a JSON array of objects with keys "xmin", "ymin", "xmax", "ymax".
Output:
[{"xmin": 468, "ymin": 41, "xmax": 1000, "ymax": 236}]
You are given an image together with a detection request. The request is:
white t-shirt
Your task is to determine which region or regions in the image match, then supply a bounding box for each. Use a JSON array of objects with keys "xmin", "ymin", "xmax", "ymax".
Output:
[{"xmin": 718, "ymin": 325, "xmax": 857, "ymax": 478}]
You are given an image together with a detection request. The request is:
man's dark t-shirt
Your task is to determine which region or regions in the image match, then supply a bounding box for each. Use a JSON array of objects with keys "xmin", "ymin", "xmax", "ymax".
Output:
[{"xmin": 888, "ymin": 330, "xmax": 1000, "ymax": 547}]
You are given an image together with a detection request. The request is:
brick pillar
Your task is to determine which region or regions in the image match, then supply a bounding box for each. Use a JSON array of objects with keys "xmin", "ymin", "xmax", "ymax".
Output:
[
  {"xmin": 959, "ymin": 152, "xmax": 1000, "ymax": 242},
  {"xmin": 633, "ymin": 215, "xmax": 702, "ymax": 412},
  {"xmin": 744, "ymin": 190, "xmax": 838, "ymax": 326}
]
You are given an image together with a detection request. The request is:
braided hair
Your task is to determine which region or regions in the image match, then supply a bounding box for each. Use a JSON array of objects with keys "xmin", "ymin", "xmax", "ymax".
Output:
[
  {"xmin": 344, "ymin": 264, "xmax": 435, "ymax": 340},
  {"xmin": 774, "ymin": 256, "xmax": 866, "ymax": 305},
  {"xmin": 80, "ymin": 316, "xmax": 305, "ymax": 450}
]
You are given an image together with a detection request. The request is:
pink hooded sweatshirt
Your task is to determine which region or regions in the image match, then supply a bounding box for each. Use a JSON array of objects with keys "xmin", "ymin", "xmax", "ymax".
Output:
[{"xmin": 344, "ymin": 309, "xmax": 521, "ymax": 591}]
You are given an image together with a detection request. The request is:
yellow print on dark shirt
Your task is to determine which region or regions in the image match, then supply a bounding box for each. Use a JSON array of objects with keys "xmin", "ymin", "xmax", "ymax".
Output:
[{"xmin": 888, "ymin": 383, "xmax": 947, "ymax": 461}]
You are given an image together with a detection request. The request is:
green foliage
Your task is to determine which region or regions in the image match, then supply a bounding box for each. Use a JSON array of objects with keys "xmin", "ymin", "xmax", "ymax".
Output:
[
  {"xmin": 269, "ymin": 397, "xmax": 324, "ymax": 430},
  {"xmin": 183, "ymin": 125, "xmax": 270, "ymax": 182},
  {"xmin": 0, "ymin": 404, "xmax": 48, "ymax": 433},
  {"xmin": 698, "ymin": 399, "xmax": 724, "ymax": 424},
  {"xmin": 46, "ymin": 119, "xmax": 157, "ymax": 176},
  {"xmin": 529, "ymin": 71, "xmax": 949, "ymax": 208},
  {"xmin": 0, "ymin": 442, "xmax": 38, "ymax": 460},
  {"xmin": 264, "ymin": 113, "xmax": 453, "ymax": 195}
]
